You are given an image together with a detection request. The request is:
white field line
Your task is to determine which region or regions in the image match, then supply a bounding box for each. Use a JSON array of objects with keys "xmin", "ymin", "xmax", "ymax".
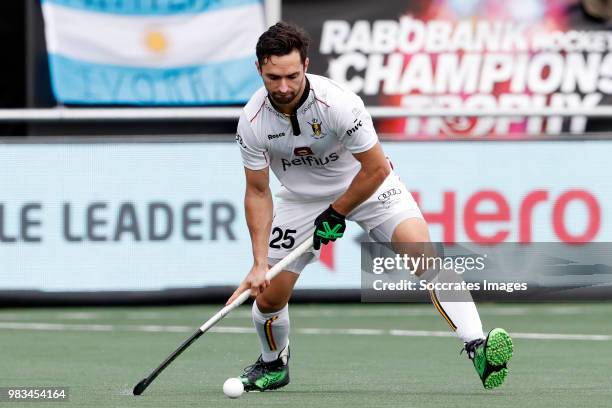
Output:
[
  {"xmin": 0, "ymin": 322, "xmax": 115, "ymax": 331},
  {"xmin": 220, "ymin": 307, "xmax": 543, "ymax": 318},
  {"xmin": 0, "ymin": 321, "xmax": 610, "ymax": 342},
  {"xmin": 57, "ymin": 312, "xmax": 103, "ymax": 320},
  {"xmin": 0, "ymin": 306, "xmax": 591, "ymax": 323}
]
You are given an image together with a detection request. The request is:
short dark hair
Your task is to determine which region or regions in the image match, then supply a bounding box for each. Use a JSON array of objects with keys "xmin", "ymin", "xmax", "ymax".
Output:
[{"xmin": 256, "ymin": 22, "xmax": 311, "ymax": 66}]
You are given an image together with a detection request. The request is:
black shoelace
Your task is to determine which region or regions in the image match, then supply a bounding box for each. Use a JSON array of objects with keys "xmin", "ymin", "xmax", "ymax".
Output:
[
  {"xmin": 461, "ymin": 338, "xmax": 486, "ymax": 359},
  {"xmin": 243, "ymin": 356, "xmax": 280, "ymax": 377}
]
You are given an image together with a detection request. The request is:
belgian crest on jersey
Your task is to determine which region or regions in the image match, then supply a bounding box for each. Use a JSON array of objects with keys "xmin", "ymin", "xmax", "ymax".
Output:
[{"xmin": 308, "ymin": 118, "xmax": 327, "ymax": 139}]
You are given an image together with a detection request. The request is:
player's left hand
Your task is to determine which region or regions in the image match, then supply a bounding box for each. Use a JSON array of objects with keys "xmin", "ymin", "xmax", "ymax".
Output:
[{"xmin": 313, "ymin": 204, "xmax": 346, "ymax": 250}]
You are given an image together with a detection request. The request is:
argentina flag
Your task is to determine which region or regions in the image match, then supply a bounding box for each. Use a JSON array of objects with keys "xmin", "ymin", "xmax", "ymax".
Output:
[{"xmin": 40, "ymin": 0, "xmax": 266, "ymax": 105}]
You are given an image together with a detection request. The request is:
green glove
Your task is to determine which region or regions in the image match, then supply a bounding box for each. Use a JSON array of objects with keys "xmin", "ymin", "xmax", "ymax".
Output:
[{"xmin": 313, "ymin": 205, "xmax": 346, "ymax": 250}]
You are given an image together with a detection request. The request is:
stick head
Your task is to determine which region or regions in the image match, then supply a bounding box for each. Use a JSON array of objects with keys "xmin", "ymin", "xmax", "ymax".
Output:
[{"xmin": 133, "ymin": 378, "xmax": 149, "ymax": 396}]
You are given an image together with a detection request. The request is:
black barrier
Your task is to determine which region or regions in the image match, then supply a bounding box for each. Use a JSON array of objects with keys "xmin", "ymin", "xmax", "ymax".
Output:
[{"xmin": 0, "ymin": 288, "xmax": 362, "ymax": 307}]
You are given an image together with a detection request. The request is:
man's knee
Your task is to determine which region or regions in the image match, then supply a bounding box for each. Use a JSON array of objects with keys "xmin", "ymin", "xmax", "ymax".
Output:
[
  {"xmin": 391, "ymin": 217, "xmax": 430, "ymax": 243},
  {"xmin": 255, "ymin": 270, "xmax": 297, "ymax": 313},
  {"xmin": 256, "ymin": 295, "xmax": 288, "ymax": 313},
  {"xmin": 390, "ymin": 218, "xmax": 438, "ymax": 276}
]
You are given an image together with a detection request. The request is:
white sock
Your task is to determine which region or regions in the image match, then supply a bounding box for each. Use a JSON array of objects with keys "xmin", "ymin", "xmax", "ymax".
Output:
[
  {"xmin": 429, "ymin": 270, "xmax": 485, "ymax": 343},
  {"xmin": 252, "ymin": 301, "xmax": 290, "ymax": 362}
]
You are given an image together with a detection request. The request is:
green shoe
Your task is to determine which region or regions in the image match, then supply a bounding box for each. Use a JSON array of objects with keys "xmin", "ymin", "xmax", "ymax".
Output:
[
  {"xmin": 240, "ymin": 346, "xmax": 290, "ymax": 392},
  {"xmin": 464, "ymin": 328, "xmax": 514, "ymax": 390}
]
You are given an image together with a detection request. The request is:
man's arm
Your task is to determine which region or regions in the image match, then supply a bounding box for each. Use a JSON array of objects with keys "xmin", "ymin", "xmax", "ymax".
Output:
[
  {"xmin": 244, "ymin": 167, "xmax": 273, "ymax": 266},
  {"xmin": 311, "ymin": 142, "xmax": 390, "ymax": 250},
  {"xmin": 226, "ymin": 167, "xmax": 273, "ymax": 304},
  {"xmin": 332, "ymin": 142, "xmax": 390, "ymax": 215}
]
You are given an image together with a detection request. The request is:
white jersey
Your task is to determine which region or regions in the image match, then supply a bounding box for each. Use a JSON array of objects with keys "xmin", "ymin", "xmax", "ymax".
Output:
[{"xmin": 236, "ymin": 74, "xmax": 379, "ymax": 201}]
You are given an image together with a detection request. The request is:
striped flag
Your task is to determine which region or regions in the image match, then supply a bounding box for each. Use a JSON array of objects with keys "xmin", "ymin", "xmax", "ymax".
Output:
[{"xmin": 40, "ymin": 0, "xmax": 266, "ymax": 105}]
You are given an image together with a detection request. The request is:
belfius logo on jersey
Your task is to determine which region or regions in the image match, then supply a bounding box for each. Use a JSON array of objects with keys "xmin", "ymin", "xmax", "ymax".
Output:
[
  {"xmin": 281, "ymin": 149, "xmax": 339, "ymax": 171},
  {"xmin": 308, "ymin": 118, "xmax": 327, "ymax": 139},
  {"xmin": 294, "ymin": 146, "xmax": 314, "ymax": 156}
]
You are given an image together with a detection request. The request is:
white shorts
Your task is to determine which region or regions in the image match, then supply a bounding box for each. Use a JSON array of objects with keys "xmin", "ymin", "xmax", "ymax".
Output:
[{"xmin": 267, "ymin": 171, "xmax": 424, "ymax": 273}]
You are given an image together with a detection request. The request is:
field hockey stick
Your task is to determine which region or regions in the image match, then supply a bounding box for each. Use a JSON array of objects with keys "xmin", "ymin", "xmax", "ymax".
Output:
[{"xmin": 133, "ymin": 236, "xmax": 314, "ymax": 395}]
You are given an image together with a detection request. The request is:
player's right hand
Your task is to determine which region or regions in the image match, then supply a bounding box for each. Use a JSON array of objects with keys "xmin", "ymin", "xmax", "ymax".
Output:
[{"xmin": 226, "ymin": 264, "xmax": 270, "ymax": 305}]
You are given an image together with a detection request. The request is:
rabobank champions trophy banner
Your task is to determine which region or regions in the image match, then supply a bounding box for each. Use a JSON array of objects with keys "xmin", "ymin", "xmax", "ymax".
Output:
[
  {"xmin": 286, "ymin": 0, "xmax": 612, "ymax": 137},
  {"xmin": 40, "ymin": 0, "xmax": 265, "ymax": 105}
]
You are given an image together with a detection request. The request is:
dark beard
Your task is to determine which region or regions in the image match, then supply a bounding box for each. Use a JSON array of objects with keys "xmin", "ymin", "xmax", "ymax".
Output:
[{"xmin": 269, "ymin": 92, "xmax": 297, "ymax": 105}]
